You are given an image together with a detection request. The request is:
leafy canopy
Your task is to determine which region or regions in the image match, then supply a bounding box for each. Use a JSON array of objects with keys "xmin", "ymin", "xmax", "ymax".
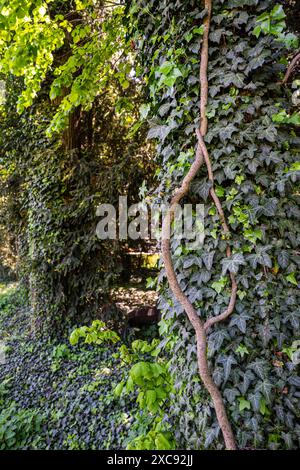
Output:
[{"xmin": 0, "ymin": 0, "xmax": 131, "ymax": 134}]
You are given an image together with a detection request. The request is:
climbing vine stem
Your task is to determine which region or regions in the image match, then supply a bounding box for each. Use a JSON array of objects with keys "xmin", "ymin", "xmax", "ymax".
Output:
[{"xmin": 161, "ymin": 0, "xmax": 237, "ymax": 450}]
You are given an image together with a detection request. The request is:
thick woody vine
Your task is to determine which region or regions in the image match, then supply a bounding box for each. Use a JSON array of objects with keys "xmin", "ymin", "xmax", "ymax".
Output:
[{"xmin": 161, "ymin": 0, "xmax": 237, "ymax": 450}]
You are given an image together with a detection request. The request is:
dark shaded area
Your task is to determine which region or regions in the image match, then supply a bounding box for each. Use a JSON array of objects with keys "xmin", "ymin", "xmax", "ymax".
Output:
[{"xmin": 282, "ymin": 0, "xmax": 300, "ymax": 33}]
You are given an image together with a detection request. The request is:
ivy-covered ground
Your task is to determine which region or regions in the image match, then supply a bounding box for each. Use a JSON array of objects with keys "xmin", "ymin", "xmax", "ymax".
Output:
[{"xmin": 0, "ymin": 283, "xmax": 156, "ymax": 450}]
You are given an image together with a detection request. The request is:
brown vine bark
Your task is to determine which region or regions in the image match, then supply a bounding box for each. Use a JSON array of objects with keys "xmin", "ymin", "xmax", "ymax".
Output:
[
  {"xmin": 282, "ymin": 49, "xmax": 300, "ymax": 85},
  {"xmin": 161, "ymin": 0, "xmax": 237, "ymax": 450}
]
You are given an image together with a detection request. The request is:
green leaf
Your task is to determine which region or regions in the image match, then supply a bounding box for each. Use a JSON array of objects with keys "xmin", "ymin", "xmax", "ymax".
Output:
[
  {"xmin": 114, "ymin": 381, "xmax": 124, "ymax": 397},
  {"xmin": 211, "ymin": 276, "xmax": 227, "ymax": 294},
  {"xmin": 139, "ymin": 103, "xmax": 150, "ymax": 120},
  {"xmin": 230, "ymin": 311, "xmax": 251, "ymax": 333},
  {"xmin": 259, "ymin": 398, "xmax": 268, "ymax": 415},
  {"xmin": 256, "ymin": 380, "xmax": 273, "ymax": 404},
  {"xmin": 126, "ymin": 376, "xmax": 134, "ymax": 393},
  {"xmin": 221, "ymin": 253, "xmax": 246, "ymax": 275},
  {"xmin": 235, "ymin": 344, "xmax": 249, "ymax": 358},
  {"xmin": 155, "ymin": 433, "xmax": 174, "ymax": 450},
  {"xmin": 238, "ymin": 397, "xmax": 251, "ymax": 412},
  {"xmin": 193, "ymin": 25, "xmax": 204, "ymax": 35},
  {"xmin": 277, "ymin": 250, "xmax": 289, "ymax": 269},
  {"xmin": 288, "ymin": 162, "xmax": 300, "ymax": 172},
  {"xmin": 217, "ymin": 355, "xmax": 237, "ymax": 383},
  {"xmin": 249, "ymin": 360, "xmax": 268, "ymax": 380},
  {"xmin": 158, "ymin": 61, "xmax": 173, "ymax": 75},
  {"xmin": 147, "ymin": 124, "xmax": 171, "ymax": 141},
  {"xmin": 145, "ymin": 389, "xmax": 157, "ymax": 407},
  {"xmin": 271, "ymin": 5, "xmax": 286, "ymax": 21},
  {"xmin": 286, "ymin": 272, "xmax": 297, "ymax": 286},
  {"xmin": 253, "ymin": 25, "xmax": 262, "ymax": 38},
  {"xmin": 288, "ymin": 113, "xmax": 300, "ymax": 126}
]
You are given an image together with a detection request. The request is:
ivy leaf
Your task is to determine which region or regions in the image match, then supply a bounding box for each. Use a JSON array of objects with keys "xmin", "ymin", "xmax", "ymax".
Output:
[
  {"xmin": 277, "ymin": 250, "xmax": 289, "ymax": 269},
  {"xmin": 183, "ymin": 256, "xmax": 201, "ymax": 269},
  {"xmin": 288, "ymin": 113, "xmax": 300, "ymax": 126},
  {"xmin": 209, "ymin": 29, "xmax": 223, "ymax": 43},
  {"xmin": 158, "ymin": 61, "xmax": 173, "ymax": 75},
  {"xmin": 246, "ymin": 55, "xmax": 265, "ymax": 72},
  {"xmin": 139, "ymin": 103, "xmax": 150, "ymax": 120},
  {"xmin": 221, "ymin": 253, "xmax": 246, "ymax": 275},
  {"xmin": 282, "ymin": 433, "xmax": 294, "ymax": 450},
  {"xmin": 187, "ymin": 286, "xmax": 201, "ymax": 303},
  {"xmin": 262, "ymin": 198, "xmax": 278, "ymax": 217},
  {"xmin": 202, "ymin": 251, "xmax": 215, "ymax": 271},
  {"xmin": 224, "ymin": 388, "xmax": 240, "ymax": 404},
  {"xmin": 249, "ymin": 392, "xmax": 261, "ymax": 412},
  {"xmin": 249, "ymin": 360, "xmax": 269, "ymax": 379},
  {"xmin": 217, "ymin": 355, "xmax": 237, "ymax": 383},
  {"xmin": 233, "ymin": 11, "xmax": 249, "ymax": 26},
  {"xmin": 162, "ymin": 69, "xmax": 182, "ymax": 87},
  {"xmin": 213, "ymin": 367, "xmax": 223, "ymax": 387},
  {"xmin": 263, "ymin": 125, "xmax": 277, "ymax": 143},
  {"xmin": 204, "ymin": 426, "xmax": 220, "ymax": 448},
  {"xmin": 239, "ymin": 370, "xmax": 255, "ymax": 394},
  {"xmin": 256, "ymin": 380, "xmax": 273, "ymax": 404},
  {"xmin": 194, "ymin": 179, "xmax": 212, "ymax": 201},
  {"xmin": 209, "ymin": 85, "xmax": 221, "ymax": 97},
  {"xmin": 219, "ymin": 124, "xmax": 238, "ymax": 143},
  {"xmin": 208, "ymin": 329, "xmax": 230, "ymax": 356},
  {"xmin": 147, "ymin": 124, "xmax": 171, "ymax": 142},
  {"xmin": 286, "ymin": 273, "xmax": 298, "ymax": 286},
  {"xmin": 284, "ymin": 310, "xmax": 299, "ymax": 329},
  {"xmin": 211, "ymin": 276, "xmax": 227, "ymax": 294},
  {"xmin": 238, "ymin": 397, "xmax": 251, "ymax": 412},
  {"xmin": 271, "ymin": 4, "xmax": 286, "ymax": 21},
  {"xmin": 229, "ymin": 311, "xmax": 251, "ymax": 333},
  {"xmin": 222, "ymin": 72, "xmax": 245, "ymax": 88},
  {"xmin": 158, "ymin": 102, "xmax": 172, "ymax": 117}
]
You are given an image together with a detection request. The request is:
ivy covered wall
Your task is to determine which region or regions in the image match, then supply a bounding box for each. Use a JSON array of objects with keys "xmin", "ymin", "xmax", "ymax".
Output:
[{"xmin": 131, "ymin": 0, "xmax": 300, "ymax": 449}]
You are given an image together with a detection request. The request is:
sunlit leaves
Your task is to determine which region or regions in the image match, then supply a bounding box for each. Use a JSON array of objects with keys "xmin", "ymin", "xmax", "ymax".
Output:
[
  {"xmin": 69, "ymin": 320, "xmax": 120, "ymax": 346},
  {"xmin": 272, "ymin": 109, "xmax": 300, "ymax": 126},
  {"xmin": 0, "ymin": 1, "xmax": 131, "ymax": 135},
  {"xmin": 156, "ymin": 61, "xmax": 183, "ymax": 88},
  {"xmin": 0, "ymin": 2, "xmax": 66, "ymax": 113},
  {"xmin": 253, "ymin": 4, "xmax": 298, "ymax": 48},
  {"xmin": 253, "ymin": 4, "xmax": 286, "ymax": 38}
]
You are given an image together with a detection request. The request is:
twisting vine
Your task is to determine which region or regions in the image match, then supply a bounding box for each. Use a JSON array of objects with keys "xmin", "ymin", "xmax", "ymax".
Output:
[
  {"xmin": 282, "ymin": 49, "xmax": 300, "ymax": 84},
  {"xmin": 161, "ymin": 0, "xmax": 237, "ymax": 450}
]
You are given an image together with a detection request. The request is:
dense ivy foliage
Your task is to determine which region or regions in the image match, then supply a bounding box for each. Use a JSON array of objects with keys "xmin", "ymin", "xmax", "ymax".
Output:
[
  {"xmin": 131, "ymin": 0, "xmax": 300, "ymax": 449},
  {"xmin": 0, "ymin": 285, "xmax": 138, "ymax": 449},
  {"xmin": 0, "ymin": 2, "xmax": 155, "ymax": 334}
]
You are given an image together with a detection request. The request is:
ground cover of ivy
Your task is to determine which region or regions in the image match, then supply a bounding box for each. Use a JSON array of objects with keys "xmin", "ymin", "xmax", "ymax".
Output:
[{"xmin": 0, "ymin": 283, "xmax": 141, "ymax": 450}]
